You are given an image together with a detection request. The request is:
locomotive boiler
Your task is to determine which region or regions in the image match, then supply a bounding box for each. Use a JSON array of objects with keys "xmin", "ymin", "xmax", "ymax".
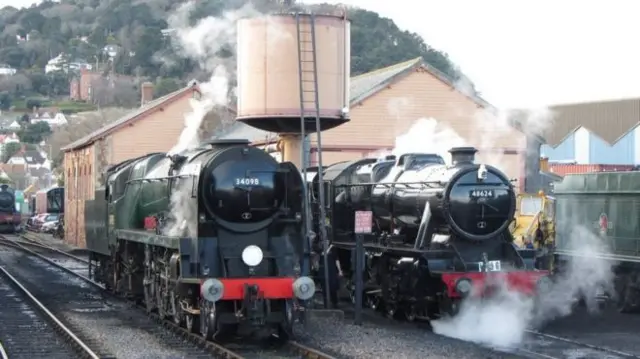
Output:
[
  {"xmin": 84, "ymin": 139, "xmax": 315, "ymax": 340},
  {"xmin": 313, "ymin": 147, "xmax": 550, "ymax": 319}
]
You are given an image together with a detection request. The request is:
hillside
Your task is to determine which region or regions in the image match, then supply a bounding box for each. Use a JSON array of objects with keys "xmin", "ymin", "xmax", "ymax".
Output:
[
  {"xmin": 0, "ymin": 0, "xmax": 478, "ymax": 173},
  {"xmin": 0, "ymin": 0, "xmax": 476, "ymax": 102}
]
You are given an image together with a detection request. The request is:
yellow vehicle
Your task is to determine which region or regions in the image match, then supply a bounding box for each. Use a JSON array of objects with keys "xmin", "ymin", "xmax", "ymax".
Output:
[{"xmin": 510, "ymin": 190, "xmax": 556, "ymax": 270}]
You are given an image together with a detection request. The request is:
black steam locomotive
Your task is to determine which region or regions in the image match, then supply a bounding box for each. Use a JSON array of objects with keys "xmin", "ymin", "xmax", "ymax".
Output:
[
  {"xmin": 84, "ymin": 139, "xmax": 315, "ymax": 339},
  {"xmin": 312, "ymin": 147, "xmax": 550, "ymax": 319},
  {"xmin": 0, "ymin": 184, "xmax": 20, "ymax": 233}
]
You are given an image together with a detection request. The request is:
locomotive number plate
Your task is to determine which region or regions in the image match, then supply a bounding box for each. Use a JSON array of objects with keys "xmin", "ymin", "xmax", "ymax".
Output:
[
  {"xmin": 478, "ymin": 260, "xmax": 502, "ymax": 272},
  {"xmin": 235, "ymin": 177, "xmax": 260, "ymax": 186},
  {"xmin": 469, "ymin": 189, "xmax": 494, "ymax": 199}
]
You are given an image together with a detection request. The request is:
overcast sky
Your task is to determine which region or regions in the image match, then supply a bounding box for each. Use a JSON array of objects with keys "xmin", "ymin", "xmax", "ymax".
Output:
[
  {"xmin": 5, "ymin": 0, "xmax": 638, "ymax": 108},
  {"xmin": 301, "ymin": 0, "xmax": 639, "ymax": 109}
]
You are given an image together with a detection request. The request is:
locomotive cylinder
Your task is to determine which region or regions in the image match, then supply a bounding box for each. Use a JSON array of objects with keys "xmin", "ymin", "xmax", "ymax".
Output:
[{"xmin": 235, "ymin": 13, "xmax": 351, "ymax": 134}]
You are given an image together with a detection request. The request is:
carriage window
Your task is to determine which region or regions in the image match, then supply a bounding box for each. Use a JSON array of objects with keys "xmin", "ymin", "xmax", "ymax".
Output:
[{"xmin": 520, "ymin": 197, "xmax": 543, "ymax": 215}]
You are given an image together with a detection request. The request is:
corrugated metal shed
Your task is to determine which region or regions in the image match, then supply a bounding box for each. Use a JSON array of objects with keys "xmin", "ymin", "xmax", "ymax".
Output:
[{"xmin": 543, "ymin": 97, "xmax": 640, "ymax": 147}]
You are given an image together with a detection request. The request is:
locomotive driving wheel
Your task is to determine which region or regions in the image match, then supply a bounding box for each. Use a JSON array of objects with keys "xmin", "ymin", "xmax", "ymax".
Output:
[
  {"xmin": 186, "ymin": 314, "xmax": 199, "ymax": 333},
  {"xmin": 200, "ymin": 300, "xmax": 217, "ymax": 340},
  {"xmin": 156, "ymin": 283, "xmax": 167, "ymax": 319},
  {"xmin": 171, "ymin": 294, "xmax": 184, "ymax": 326}
]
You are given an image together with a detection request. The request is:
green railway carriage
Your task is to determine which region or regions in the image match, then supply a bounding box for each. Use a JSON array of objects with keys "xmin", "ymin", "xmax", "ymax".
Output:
[{"xmin": 554, "ymin": 171, "xmax": 640, "ymax": 312}]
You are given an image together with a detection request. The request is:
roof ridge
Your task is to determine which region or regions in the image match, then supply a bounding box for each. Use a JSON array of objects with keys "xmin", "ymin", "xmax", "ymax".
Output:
[
  {"xmin": 549, "ymin": 96, "xmax": 640, "ymax": 108},
  {"xmin": 351, "ymin": 57, "xmax": 421, "ymax": 81}
]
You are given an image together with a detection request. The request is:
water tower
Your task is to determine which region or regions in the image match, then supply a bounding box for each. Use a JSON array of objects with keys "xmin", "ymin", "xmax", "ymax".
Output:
[{"xmin": 235, "ymin": 12, "xmax": 351, "ymax": 168}]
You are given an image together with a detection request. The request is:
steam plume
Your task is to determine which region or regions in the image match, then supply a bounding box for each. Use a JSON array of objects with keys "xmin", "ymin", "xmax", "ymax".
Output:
[{"xmin": 161, "ymin": 2, "xmax": 262, "ymax": 237}]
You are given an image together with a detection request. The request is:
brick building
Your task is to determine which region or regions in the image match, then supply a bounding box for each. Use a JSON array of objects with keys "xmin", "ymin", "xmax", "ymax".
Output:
[{"xmin": 61, "ymin": 81, "xmax": 234, "ymax": 247}]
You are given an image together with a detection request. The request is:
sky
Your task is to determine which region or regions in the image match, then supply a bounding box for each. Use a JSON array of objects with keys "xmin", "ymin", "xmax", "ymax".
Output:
[
  {"xmin": 4, "ymin": 0, "xmax": 639, "ymax": 108},
  {"xmin": 301, "ymin": 0, "xmax": 640, "ymax": 109}
]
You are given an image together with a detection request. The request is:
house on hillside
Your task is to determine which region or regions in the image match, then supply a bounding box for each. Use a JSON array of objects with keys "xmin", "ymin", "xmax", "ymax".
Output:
[
  {"xmin": 30, "ymin": 109, "xmax": 68, "ymax": 126},
  {"xmin": 0, "ymin": 64, "xmax": 16, "ymax": 76},
  {"xmin": 541, "ymin": 97, "xmax": 640, "ymax": 165},
  {"xmin": 69, "ymin": 69, "xmax": 136, "ymax": 103},
  {"xmin": 8, "ymin": 149, "xmax": 46, "ymax": 170},
  {"xmin": 0, "ymin": 133, "xmax": 20, "ymax": 159},
  {"xmin": 221, "ymin": 57, "xmax": 537, "ymax": 191},
  {"xmin": 8, "ymin": 121, "xmax": 20, "ymax": 130},
  {"xmin": 45, "ymin": 53, "xmax": 92, "ymax": 74},
  {"xmin": 62, "ymin": 80, "xmax": 234, "ymax": 247},
  {"xmin": 69, "ymin": 68, "xmax": 102, "ymax": 101}
]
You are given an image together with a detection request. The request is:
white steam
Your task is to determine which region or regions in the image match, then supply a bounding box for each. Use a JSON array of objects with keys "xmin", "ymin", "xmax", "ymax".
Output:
[
  {"xmin": 162, "ymin": 2, "xmax": 261, "ymax": 238},
  {"xmin": 391, "ymin": 118, "xmax": 467, "ymax": 165},
  {"xmin": 431, "ymin": 224, "xmax": 615, "ymax": 349}
]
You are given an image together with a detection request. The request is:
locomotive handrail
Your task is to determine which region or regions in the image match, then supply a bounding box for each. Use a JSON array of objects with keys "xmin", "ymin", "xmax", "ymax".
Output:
[
  {"xmin": 329, "ymin": 180, "xmax": 443, "ymax": 187},
  {"xmin": 125, "ymin": 174, "xmax": 196, "ymax": 184}
]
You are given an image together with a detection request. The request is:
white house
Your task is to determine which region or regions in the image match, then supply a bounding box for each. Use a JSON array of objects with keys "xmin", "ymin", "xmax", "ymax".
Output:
[
  {"xmin": 45, "ymin": 54, "xmax": 92, "ymax": 74},
  {"xmin": 7, "ymin": 150, "xmax": 45, "ymax": 170},
  {"xmin": 0, "ymin": 64, "xmax": 16, "ymax": 76},
  {"xmin": 31, "ymin": 112, "xmax": 67, "ymax": 126},
  {"xmin": 8, "ymin": 121, "xmax": 20, "ymax": 130}
]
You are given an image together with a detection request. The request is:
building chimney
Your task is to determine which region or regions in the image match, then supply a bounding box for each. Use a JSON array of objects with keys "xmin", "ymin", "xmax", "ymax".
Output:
[
  {"xmin": 539, "ymin": 156, "xmax": 549, "ymax": 172},
  {"xmin": 449, "ymin": 147, "xmax": 477, "ymax": 166},
  {"xmin": 141, "ymin": 82, "xmax": 154, "ymax": 106}
]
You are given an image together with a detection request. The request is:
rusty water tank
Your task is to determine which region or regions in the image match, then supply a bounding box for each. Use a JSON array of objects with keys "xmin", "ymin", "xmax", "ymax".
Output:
[{"xmin": 236, "ymin": 13, "xmax": 350, "ymax": 134}]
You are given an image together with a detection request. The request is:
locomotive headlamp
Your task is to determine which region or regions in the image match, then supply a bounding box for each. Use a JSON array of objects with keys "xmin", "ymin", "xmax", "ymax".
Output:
[
  {"xmin": 292, "ymin": 276, "xmax": 316, "ymax": 300},
  {"xmin": 455, "ymin": 278, "xmax": 473, "ymax": 296},
  {"xmin": 536, "ymin": 276, "xmax": 553, "ymax": 293},
  {"xmin": 241, "ymin": 245, "xmax": 264, "ymax": 267},
  {"xmin": 201, "ymin": 278, "xmax": 224, "ymax": 303}
]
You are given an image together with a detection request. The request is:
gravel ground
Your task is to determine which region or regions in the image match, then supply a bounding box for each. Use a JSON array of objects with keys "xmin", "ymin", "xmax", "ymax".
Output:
[
  {"xmin": 293, "ymin": 312, "xmax": 521, "ymax": 359},
  {"xmin": 0, "ymin": 246, "xmax": 212, "ymax": 359}
]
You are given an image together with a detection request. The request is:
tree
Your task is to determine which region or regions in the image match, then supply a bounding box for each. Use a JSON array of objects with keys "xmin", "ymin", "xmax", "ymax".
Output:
[
  {"xmin": 2, "ymin": 142, "xmax": 22, "ymax": 162},
  {"xmin": 48, "ymin": 108, "xmax": 131, "ymax": 168},
  {"xmin": 90, "ymin": 76, "xmax": 138, "ymax": 107},
  {"xmin": 154, "ymin": 77, "xmax": 181, "ymax": 98},
  {"xmin": 0, "ymin": 92, "xmax": 11, "ymax": 110},
  {"xmin": 17, "ymin": 121, "xmax": 51, "ymax": 143}
]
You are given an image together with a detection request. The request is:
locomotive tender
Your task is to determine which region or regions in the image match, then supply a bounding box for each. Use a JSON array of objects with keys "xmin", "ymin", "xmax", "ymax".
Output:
[
  {"xmin": 84, "ymin": 139, "xmax": 315, "ymax": 339},
  {"xmin": 313, "ymin": 147, "xmax": 550, "ymax": 318}
]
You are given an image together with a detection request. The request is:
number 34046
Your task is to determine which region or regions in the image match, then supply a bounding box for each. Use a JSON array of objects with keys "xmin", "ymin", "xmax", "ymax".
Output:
[{"xmin": 235, "ymin": 177, "xmax": 260, "ymax": 185}]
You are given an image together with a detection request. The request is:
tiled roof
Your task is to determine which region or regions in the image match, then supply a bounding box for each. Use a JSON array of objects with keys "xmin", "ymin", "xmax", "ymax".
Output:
[
  {"xmin": 61, "ymin": 82, "xmax": 199, "ymax": 152},
  {"xmin": 220, "ymin": 57, "xmax": 494, "ymax": 143}
]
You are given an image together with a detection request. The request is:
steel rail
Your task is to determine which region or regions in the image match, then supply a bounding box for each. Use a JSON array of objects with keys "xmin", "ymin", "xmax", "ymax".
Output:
[
  {"xmin": 2, "ymin": 235, "xmax": 338, "ymax": 359},
  {"xmin": 0, "ymin": 265, "xmax": 100, "ymax": 359}
]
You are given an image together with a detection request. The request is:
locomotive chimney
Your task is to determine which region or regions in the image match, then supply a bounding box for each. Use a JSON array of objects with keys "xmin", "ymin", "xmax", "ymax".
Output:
[{"xmin": 449, "ymin": 147, "xmax": 477, "ymax": 166}]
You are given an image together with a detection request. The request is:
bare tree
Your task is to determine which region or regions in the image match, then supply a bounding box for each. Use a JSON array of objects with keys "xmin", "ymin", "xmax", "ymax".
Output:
[
  {"xmin": 0, "ymin": 74, "xmax": 32, "ymax": 93},
  {"xmin": 47, "ymin": 108, "xmax": 132, "ymax": 167},
  {"xmin": 90, "ymin": 76, "xmax": 139, "ymax": 108}
]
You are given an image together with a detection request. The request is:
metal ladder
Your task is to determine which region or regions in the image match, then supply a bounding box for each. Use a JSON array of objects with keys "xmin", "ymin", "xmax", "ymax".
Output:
[{"xmin": 295, "ymin": 13, "xmax": 332, "ymax": 309}]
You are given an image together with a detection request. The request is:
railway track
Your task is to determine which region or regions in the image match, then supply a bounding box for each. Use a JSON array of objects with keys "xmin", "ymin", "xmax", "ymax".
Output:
[
  {"xmin": 0, "ymin": 261, "xmax": 100, "ymax": 358},
  {"xmin": 335, "ymin": 276, "xmax": 640, "ymax": 359},
  {"xmin": 2, "ymin": 234, "xmax": 339, "ymax": 359},
  {"xmin": 511, "ymin": 330, "xmax": 640, "ymax": 359}
]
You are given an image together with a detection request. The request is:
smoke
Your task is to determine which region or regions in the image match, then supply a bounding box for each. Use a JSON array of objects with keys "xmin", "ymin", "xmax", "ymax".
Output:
[
  {"xmin": 431, "ymin": 223, "xmax": 615, "ymax": 349},
  {"xmin": 161, "ymin": 1, "xmax": 265, "ymax": 237},
  {"xmin": 390, "ymin": 118, "xmax": 467, "ymax": 165}
]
